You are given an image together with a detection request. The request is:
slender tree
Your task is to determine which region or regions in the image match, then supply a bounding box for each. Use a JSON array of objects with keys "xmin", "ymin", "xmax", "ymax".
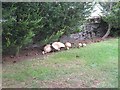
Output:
[{"xmin": 101, "ymin": 2, "xmax": 113, "ymax": 39}]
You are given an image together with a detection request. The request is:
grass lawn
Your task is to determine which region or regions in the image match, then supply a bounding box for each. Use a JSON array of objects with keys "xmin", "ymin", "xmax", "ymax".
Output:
[{"xmin": 2, "ymin": 38, "xmax": 118, "ymax": 88}]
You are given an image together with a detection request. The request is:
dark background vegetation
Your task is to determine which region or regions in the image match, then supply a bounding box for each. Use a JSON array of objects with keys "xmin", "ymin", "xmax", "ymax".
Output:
[{"xmin": 2, "ymin": 2, "xmax": 120, "ymax": 55}]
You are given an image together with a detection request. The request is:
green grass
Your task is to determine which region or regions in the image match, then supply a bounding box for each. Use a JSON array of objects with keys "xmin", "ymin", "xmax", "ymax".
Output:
[{"xmin": 2, "ymin": 38, "xmax": 118, "ymax": 88}]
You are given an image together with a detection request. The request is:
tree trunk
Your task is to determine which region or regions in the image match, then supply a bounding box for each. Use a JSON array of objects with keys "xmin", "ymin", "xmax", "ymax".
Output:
[
  {"xmin": 102, "ymin": 2, "xmax": 113, "ymax": 40},
  {"xmin": 102, "ymin": 24, "xmax": 111, "ymax": 40}
]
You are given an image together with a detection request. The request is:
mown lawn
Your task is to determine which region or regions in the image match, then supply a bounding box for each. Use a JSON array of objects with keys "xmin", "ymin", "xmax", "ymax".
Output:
[{"xmin": 2, "ymin": 38, "xmax": 118, "ymax": 88}]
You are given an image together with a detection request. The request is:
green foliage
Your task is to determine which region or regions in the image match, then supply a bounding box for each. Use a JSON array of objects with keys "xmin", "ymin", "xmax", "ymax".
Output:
[
  {"xmin": 2, "ymin": 3, "xmax": 42, "ymax": 55},
  {"xmin": 33, "ymin": 2, "xmax": 92, "ymax": 43},
  {"xmin": 100, "ymin": 2, "xmax": 120, "ymax": 36},
  {"xmin": 2, "ymin": 2, "xmax": 92, "ymax": 55},
  {"xmin": 103, "ymin": 2, "xmax": 120, "ymax": 28}
]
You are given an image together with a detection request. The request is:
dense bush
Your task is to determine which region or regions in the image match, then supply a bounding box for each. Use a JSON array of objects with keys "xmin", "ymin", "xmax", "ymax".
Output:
[
  {"xmin": 2, "ymin": 2, "xmax": 92, "ymax": 55},
  {"xmin": 2, "ymin": 3, "xmax": 42, "ymax": 55}
]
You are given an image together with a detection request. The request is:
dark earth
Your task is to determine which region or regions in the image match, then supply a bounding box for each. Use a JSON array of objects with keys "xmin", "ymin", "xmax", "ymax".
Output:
[{"xmin": 2, "ymin": 37, "xmax": 113, "ymax": 64}]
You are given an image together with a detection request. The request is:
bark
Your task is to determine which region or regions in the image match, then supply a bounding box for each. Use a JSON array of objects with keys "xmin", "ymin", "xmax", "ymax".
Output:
[
  {"xmin": 102, "ymin": 2, "xmax": 113, "ymax": 40},
  {"xmin": 102, "ymin": 24, "xmax": 111, "ymax": 39}
]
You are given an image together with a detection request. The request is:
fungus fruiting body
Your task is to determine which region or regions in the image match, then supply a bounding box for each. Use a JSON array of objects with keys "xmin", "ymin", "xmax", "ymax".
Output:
[
  {"xmin": 65, "ymin": 42, "xmax": 72, "ymax": 50},
  {"xmin": 42, "ymin": 44, "xmax": 52, "ymax": 54},
  {"xmin": 82, "ymin": 43, "xmax": 87, "ymax": 47},
  {"xmin": 52, "ymin": 42, "xmax": 65, "ymax": 51},
  {"xmin": 78, "ymin": 43, "xmax": 83, "ymax": 48}
]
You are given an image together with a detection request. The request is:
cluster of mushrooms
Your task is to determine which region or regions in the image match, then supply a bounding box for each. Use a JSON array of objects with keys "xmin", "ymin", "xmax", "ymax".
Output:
[{"xmin": 42, "ymin": 41, "xmax": 86, "ymax": 54}]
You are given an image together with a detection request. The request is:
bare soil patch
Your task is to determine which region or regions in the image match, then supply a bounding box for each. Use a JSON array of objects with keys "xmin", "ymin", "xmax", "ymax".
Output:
[{"xmin": 2, "ymin": 37, "xmax": 114, "ymax": 64}]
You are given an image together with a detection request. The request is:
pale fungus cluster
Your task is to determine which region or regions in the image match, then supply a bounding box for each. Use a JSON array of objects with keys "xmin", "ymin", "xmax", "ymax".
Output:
[{"xmin": 42, "ymin": 41, "xmax": 87, "ymax": 54}]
